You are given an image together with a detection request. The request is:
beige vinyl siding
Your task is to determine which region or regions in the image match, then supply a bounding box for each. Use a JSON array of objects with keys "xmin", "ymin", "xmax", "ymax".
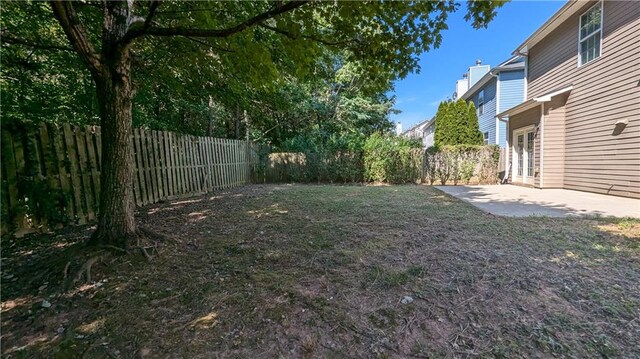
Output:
[
  {"xmin": 542, "ymin": 95, "xmax": 567, "ymax": 188},
  {"xmin": 508, "ymin": 106, "xmax": 541, "ymax": 187},
  {"xmin": 527, "ymin": 1, "xmax": 640, "ymax": 198}
]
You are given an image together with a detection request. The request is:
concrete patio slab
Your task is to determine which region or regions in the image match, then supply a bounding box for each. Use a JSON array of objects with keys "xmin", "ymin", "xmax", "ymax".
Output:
[{"xmin": 435, "ymin": 185, "xmax": 640, "ymax": 218}]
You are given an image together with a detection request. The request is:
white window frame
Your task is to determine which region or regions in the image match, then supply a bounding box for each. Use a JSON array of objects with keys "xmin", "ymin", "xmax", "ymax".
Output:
[
  {"xmin": 477, "ymin": 90, "xmax": 485, "ymax": 115},
  {"xmin": 483, "ymin": 131, "xmax": 489, "ymax": 145},
  {"xmin": 577, "ymin": 1, "xmax": 603, "ymax": 67}
]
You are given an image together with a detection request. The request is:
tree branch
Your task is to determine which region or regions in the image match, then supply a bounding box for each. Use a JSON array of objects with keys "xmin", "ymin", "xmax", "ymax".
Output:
[
  {"xmin": 129, "ymin": 1, "xmax": 309, "ymax": 39},
  {"xmin": 143, "ymin": 0, "xmax": 160, "ymax": 32},
  {"xmin": 75, "ymin": 1, "xmax": 103, "ymax": 10},
  {"xmin": 258, "ymin": 23, "xmax": 351, "ymax": 47},
  {"xmin": 49, "ymin": 0, "xmax": 102, "ymax": 74},
  {"xmin": 1, "ymin": 34, "xmax": 75, "ymax": 52},
  {"xmin": 183, "ymin": 36, "xmax": 235, "ymax": 53}
]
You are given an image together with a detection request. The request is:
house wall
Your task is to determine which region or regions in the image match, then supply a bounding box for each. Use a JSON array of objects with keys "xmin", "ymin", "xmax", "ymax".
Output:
[
  {"xmin": 499, "ymin": 70, "xmax": 526, "ymax": 112},
  {"xmin": 498, "ymin": 69, "xmax": 526, "ymax": 148},
  {"xmin": 508, "ymin": 106, "xmax": 541, "ymax": 187},
  {"xmin": 527, "ymin": 0, "xmax": 640, "ymax": 198},
  {"xmin": 542, "ymin": 94, "xmax": 568, "ymax": 188},
  {"xmin": 424, "ymin": 124, "xmax": 435, "ymax": 148},
  {"xmin": 470, "ymin": 79, "xmax": 498, "ymax": 145}
]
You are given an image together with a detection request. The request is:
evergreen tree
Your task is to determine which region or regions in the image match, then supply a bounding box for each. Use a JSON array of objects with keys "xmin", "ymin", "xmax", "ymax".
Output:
[
  {"xmin": 466, "ymin": 102, "xmax": 484, "ymax": 145},
  {"xmin": 452, "ymin": 99, "xmax": 466, "ymax": 144},
  {"xmin": 433, "ymin": 101, "xmax": 449, "ymax": 147},
  {"xmin": 433, "ymin": 99, "xmax": 483, "ymax": 146}
]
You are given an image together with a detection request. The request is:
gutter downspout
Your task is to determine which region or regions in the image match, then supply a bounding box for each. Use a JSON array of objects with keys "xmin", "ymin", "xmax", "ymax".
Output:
[
  {"xmin": 489, "ymin": 69, "xmax": 501, "ymax": 146},
  {"xmin": 539, "ymin": 103, "xmax": 544, "ymax": 188},
  {"xmin": 498, "ymin": 116, "xmax": 510, "ymax": 183}
]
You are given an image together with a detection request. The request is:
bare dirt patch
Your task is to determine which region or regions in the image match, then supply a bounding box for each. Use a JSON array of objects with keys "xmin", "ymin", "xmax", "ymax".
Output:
[{"xmin": 2, "ymin": 184, "xmax": 639, "ymax": 357}]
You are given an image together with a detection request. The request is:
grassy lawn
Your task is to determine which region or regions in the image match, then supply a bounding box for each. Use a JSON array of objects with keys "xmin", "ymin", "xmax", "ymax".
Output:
[{"xmin": 2, "ymin": 184, "xmax": 639, "ymax": 358}]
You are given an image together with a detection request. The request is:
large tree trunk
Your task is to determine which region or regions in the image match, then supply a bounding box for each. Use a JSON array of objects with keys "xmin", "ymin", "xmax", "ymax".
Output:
[
  {"xmin": 49, "ymin": 1, "xmax": 137, "ymax": 247},
  {"xmin": 89, "ymin": 47, "xmax": 137, "ymax": 247}
]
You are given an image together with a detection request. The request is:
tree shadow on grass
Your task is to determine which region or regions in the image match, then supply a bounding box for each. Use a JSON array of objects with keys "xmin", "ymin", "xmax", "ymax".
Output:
[
  {"xmin": 1, "ymin": 184, "xmax": 639, "ymax": 358},
  {"xmin": 1, "ymin": 225, "xmax": 94, "ymax": 298}
]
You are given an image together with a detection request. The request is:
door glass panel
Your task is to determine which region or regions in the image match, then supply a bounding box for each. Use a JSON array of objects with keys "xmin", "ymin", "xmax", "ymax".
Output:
[
  {"xmin": 527, "ymin": 132, "xmax": 534, "ymax": 177},
  {"xmin": 517, "ymin": 134, "xmax": 524, "ymax": 176}
]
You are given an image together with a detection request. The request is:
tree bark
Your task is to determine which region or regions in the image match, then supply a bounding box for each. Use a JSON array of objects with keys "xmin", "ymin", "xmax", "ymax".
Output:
[
  {"xmin": 89, "ymin": 49, "xmax": 137, "ymax": 247},
  {"xmin": 88, "ymin": 1, "xmax": 138, "ymax": 247}
]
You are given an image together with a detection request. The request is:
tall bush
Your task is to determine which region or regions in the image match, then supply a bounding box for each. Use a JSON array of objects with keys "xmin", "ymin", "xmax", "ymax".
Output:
[
  {"xmin": 433, "ymin": 101, "xmax": 451, "ymax": 147},
  {"xmin": 267, "ymin": 130, "xmax": 367, "ymax": 183},
  {"xmin": 434, "ymin": 99, "xmax": 483, "ymax": 147},
  {"xmin": 425, "ymin": 144, "xmax": 499, "ymax": 185},
  {"xmin": 363, "ymin": 133, "xmax": 423, "ymax": 183},
  {"xmin": 465, "ymin": 102, "xmax": 484, "ymax": 145}
]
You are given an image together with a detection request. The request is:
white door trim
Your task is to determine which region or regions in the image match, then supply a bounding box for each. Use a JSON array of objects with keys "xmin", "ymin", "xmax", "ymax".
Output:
[{"xmin": 512, "ymin": 125, "xmax": 535, "ymax": 184}]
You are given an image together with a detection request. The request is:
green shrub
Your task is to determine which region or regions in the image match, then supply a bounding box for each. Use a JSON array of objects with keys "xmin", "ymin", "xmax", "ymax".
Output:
[
  {"xmin": 262, "ymin": 130, "xmax": 366, "ymax": 183},
  {"xmin": 460, "ymin": 159, "xmax": 475, "ymax": 184},
  {"xmin": 363, "ymin": 133, "xmax": 423, "ymax": 183},
  {"xmin": 424, "ymin": 144, "xmax": 499, "ymax": 185},
  {"xmin": 434, "ymin": 99, "xmax": 483, "ymax": 147}
]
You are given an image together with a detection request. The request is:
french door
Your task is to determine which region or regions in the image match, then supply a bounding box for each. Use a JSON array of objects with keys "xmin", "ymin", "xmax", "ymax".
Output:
[{"xmin": 512, "ymin": 127, "xmax": 535, "ymax": 184}]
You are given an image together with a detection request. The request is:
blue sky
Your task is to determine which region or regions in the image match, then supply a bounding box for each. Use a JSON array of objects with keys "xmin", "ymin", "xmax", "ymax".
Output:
[{"xmin": 391, "ymin": 1, "xmax": 565, "ymax": 131}]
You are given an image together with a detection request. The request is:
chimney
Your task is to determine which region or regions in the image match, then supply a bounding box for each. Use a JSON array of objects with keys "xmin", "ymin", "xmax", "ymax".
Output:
[
  {"xmin": 456, "ymin": 73, "xmax": 470, "ymax": 100},
  {"xmin": 468, "ymin": 60, "xmax": 489, "ymax": 87}
]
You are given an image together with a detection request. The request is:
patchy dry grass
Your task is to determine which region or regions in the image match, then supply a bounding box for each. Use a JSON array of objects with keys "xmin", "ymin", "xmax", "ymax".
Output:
[{"xmin": 2, "ymin": 184, "xmax": 639, "ymax": 358}]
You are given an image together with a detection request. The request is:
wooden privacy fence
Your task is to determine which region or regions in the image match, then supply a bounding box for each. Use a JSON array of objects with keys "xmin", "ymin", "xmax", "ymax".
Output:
[{"xmin": 1, "ymin": 123, "xmax": 260, "ymax": 235}]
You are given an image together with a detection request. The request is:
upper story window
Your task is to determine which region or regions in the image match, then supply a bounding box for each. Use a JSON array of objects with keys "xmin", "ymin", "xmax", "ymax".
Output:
[
  {"xmin": 477, "ymin": 90, "xmax": 485, "ymax": 115},
  {"xmin": 579, "ymin": 2, "xmax": 602, "ymax": 66}
]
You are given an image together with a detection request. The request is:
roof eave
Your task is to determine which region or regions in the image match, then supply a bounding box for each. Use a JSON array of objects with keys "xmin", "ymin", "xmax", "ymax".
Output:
[
  {"xmin": 513, "ymin": 1, "xmax": 583, "ymax": 56},
  {"xmin": 461, "ymin": 62, "xmax": 525, "ymax": 100},
  {"xmin": 497, "ymin": 99, "xmax": 538, "ymax": 119},
  {"xmin": 497, "ymin": 85, "xmax": 573, "ymax": 119}
]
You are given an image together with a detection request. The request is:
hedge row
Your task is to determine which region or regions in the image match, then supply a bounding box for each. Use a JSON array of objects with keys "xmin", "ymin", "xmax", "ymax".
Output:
[
  {"xmin": 255, "ymin": 135, "xmax": 501, "ymax": 185},
  {"xmin": 424, "ymin": 144, "xmax": 500, "ymax": 185}
]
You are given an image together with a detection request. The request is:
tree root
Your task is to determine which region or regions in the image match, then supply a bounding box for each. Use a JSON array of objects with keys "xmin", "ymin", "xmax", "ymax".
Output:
[
  {"xmin": 132, "ymin": 245, "xmax": 155, "ymax": 261},
  {"xmin": 61, "ymin": 226, "xmax": 177, "ymax": 288},
  {"xmin": 72, "ymin": 254, "xmax": 106, "ymax": 284},
  {"xmin": 128, "ymin": 226, "xmax": 179, "ymax": 261},
  {"xmin": 63, "ymin": 261, "xmax": 71, "ymax": 280},
  {"xmin": 136, "ymin": 226, "xmax": 179, "ymax": 245},
  {"xmin": 89, "ymin": 226, "xmax": 177, "ymax": 259},
  {"xmin": 99, "ymin": 245, "xmax": 128, "ymax": 254}
]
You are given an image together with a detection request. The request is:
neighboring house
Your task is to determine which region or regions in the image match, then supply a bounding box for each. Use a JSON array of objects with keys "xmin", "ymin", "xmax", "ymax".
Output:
[
  {"xmin": 458, "ymin": 57, "xmax": 526, "ymax": 148},
  {"xmin": 453, "ymin": 60, "xmax": 490, "ymax": 100},
  {"xmin": 498, "ymin": 1, "xmax": 640, "ymax": 198},
  {"xmin": 395, "ymin": 122, "xmax": 403, "ymax": 136},
  {"xmin": 402, "ymin": 117, "xmax": 435, "ymax": 148}
]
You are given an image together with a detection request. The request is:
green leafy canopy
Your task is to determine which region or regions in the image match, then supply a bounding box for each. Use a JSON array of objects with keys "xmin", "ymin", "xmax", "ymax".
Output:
[{"xmin": 2, "ymin": 1, "xmax": 506, "ymax": 145}]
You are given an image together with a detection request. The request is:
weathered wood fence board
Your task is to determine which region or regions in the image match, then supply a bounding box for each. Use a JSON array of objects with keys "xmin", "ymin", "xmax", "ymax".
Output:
[{"xmin": 1, "ymin": 124, "xmax": 260, "ymax": 235}]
